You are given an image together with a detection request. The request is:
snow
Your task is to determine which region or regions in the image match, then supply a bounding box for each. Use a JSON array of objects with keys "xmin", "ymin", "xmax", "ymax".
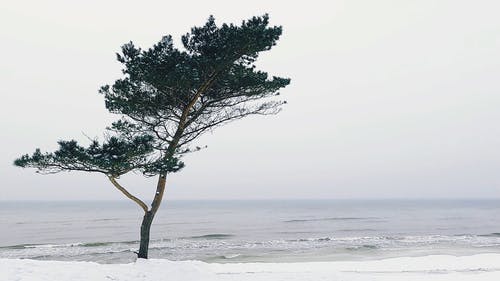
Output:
[{"xmin": 2, "ymin": 254, "xmax": 500, "ymax": 281}]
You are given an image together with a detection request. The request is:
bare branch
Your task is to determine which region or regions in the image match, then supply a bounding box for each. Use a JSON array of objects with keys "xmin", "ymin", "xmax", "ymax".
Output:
[{"xmin": 108, "ymin": 176, "xmax": 148, "ymax": 212}]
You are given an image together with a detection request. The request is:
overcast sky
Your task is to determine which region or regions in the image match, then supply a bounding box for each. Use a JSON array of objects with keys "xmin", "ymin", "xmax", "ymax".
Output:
[{"xmin": 1, "ymin": 0, "xmax": 499, "ymax": 201}]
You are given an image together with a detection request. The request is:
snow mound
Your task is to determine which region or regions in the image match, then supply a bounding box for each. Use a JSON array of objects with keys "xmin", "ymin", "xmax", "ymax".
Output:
[{"xmin": 2, "ymin": 254, "xmax": 500, "ymax": 281}]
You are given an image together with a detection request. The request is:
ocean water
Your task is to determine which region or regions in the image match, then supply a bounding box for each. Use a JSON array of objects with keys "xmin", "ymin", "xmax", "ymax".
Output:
[{"xmin": 1, "ymin": 200, "xmax": 500, "ymax": 264}]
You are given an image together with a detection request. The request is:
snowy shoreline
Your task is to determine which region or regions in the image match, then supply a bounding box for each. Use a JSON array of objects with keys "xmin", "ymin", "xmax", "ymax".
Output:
[{"xmin": 2, "ymin": 254, "xmax": 500, "ymax": 281}]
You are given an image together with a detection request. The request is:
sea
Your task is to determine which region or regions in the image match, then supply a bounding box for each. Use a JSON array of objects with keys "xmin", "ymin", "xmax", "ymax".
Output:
[{"xmin": 1, "ymin": 199, "xmax": 500, "ymax": 264}]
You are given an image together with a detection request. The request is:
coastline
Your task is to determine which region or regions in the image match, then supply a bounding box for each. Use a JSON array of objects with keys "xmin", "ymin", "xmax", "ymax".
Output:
[{"xmin": 2, "ymin": 253, "xmax": 500, "ymax": 281}]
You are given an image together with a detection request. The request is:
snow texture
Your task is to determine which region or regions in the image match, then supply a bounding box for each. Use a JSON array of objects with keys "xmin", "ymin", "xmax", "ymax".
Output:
[{"xmin": 2, "ymin": 254, "xmax": 500, "ymax": 281}]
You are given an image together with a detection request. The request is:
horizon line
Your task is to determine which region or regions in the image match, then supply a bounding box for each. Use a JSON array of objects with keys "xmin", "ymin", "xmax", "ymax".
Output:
[{"xmin": 2, "ymin": 197, "xmax": 500, "ymax": 202}]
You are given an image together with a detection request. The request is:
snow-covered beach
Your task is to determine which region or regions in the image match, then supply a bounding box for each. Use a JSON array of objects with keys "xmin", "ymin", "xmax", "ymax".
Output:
[{"xmin": 3, "ymin": 254, "xmax": 500, "ymax": 281}]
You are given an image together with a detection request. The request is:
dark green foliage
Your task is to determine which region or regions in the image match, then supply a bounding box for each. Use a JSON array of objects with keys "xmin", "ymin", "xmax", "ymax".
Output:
[
  {"xmin": 14, "ymin": 136, "xmax": 182, "ymax": 176},
  {"xmin": 15, "ymin": 14, "xmax": 290, "ymax": 177}
]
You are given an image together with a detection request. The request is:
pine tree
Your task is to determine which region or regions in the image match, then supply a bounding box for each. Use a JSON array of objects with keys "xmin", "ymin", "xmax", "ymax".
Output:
[{"xmin": 14, "ymin": 14, "xmax": 290, "ymax": 259}]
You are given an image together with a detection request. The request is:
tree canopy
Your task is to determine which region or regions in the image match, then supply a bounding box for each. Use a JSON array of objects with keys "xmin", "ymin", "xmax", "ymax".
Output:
[{"xmin": 15, "ymin": 14, "xmax": 290, "ymax": 179}]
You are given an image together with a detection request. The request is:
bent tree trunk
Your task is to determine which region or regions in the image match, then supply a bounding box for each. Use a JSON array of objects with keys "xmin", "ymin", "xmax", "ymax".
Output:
[
  {"xmin": 108, "ymin": 174, "xmax": 167, "ymax": 259},
  {"xmin": 137, "ymin": 174, "xmax": 167, "ymax": 259}
]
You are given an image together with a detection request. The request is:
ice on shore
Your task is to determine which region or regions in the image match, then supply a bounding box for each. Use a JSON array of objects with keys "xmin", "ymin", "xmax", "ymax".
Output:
[{"xmin": 2, "ymin": 254, "xmax": 500, "ymax": 281}]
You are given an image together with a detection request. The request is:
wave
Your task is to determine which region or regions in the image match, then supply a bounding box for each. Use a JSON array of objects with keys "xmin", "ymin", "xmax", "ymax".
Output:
[
  {"xmin": 284, "ymin": 217, "xmax": 379, "ymax": 223},
  {"xmin": 291, "ymin": 237, "xmax": 333, "ymax": 242},
  {"xmin": 4, "ymin": 233, "xmax": 500, "ymax": 252},
  {"xmin": 80, "ymin": 242, "xmax": 114, "ymax": 247},
  {"xmin": 479, "ymin": 233, "xmax": 500, "ymax": 237},
  {"xmin": 3, "ymin": 234, "xmax": 500, "ymax": 264},
  {"xmin": 90, "ymin": 218, "xmax": 120, "ymax": 222},
  {"xmin": 187, "ymin": 234, "xmax": 234, "ymax": 240},
  {"xmin": 0, "ymin": 244, "xmax": 39, "ymax": 250},
  {"xmin": 0, "ymin": 240, "xmax": 140, "ymax": 250},
  {"xmin": 210, "ymin": 253, "xmax": 242, "ymax": 260},
  {"xmin": 24, "ymin": 243, "xmax": 85, "ymax": 249},
  {"xmin": 338, "ymin": 228, "xmax": 378, "ymax": 232},
  {"xmin": 346, "ymin": 244, "xmax": 379, "ymax": 250}
]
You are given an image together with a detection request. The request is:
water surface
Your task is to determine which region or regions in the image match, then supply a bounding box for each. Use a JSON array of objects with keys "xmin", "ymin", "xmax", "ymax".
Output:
[{"xmin": 1, "ymin": 200, "xmax": 500, "ymax": 263}]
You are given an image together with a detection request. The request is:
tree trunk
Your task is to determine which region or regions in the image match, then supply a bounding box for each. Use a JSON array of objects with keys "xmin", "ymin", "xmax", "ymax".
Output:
[
  {"xmin": 137, "ymin": 174, "xmax": 167, "ymax": 259},
  {"xmin": 138, "ymin": 211, "xmax": 154, "ymax": 259}
]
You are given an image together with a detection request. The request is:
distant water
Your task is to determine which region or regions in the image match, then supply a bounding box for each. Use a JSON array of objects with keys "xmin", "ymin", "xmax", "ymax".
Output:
[{"xmin": 1, "ymin": 200, "xmax": 500, "ymax": 263}]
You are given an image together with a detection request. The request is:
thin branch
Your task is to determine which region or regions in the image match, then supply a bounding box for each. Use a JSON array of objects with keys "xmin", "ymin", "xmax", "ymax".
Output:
[
  {"xmin": 178, "ymin": 103, "xmax": 281, "ymax": 147},
  {"xmin": 108, "ymin": 176, "xmax": 148, "ymax": 212}
]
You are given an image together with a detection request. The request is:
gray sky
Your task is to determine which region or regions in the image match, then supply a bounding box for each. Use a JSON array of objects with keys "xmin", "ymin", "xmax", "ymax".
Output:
[{"xmin": 1, "ymin": 0, "xmax": 499, "ymax": 201}]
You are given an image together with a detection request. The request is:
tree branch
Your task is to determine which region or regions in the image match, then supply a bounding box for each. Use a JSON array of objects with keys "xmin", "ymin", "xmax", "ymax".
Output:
[
  {"xmin": 164, "ymin": 71, "xmax": 219, "ymax": 156},
  {"xmin": 108, "ymin": 176, "xmax": 148, "ymax": 212}
]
